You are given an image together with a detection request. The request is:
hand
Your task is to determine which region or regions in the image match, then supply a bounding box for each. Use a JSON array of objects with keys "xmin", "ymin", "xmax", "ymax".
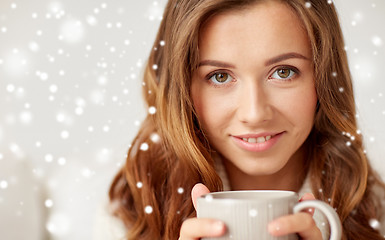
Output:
[
  {"xmin": 179, "ymin": 183, "xmax": 226, "ymax": 240},
  {"xmin": 268, "ymin": 193, "xmax": 323, "ymax": 240}
]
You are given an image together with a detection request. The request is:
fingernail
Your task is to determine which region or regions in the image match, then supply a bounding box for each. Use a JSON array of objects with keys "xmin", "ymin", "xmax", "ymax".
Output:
[
  {"xmin": 213, "ymin": 220, "xmax": 225, "ymax": 233},
  {"xmin": 268, "ymin": 221, "xmax": 281, "ymax": 234}
]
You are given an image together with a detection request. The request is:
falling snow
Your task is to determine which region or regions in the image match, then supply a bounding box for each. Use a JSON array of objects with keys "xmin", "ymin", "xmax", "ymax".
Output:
[
  {"xmin": 140, "ymin": 142, "xmax": 149, "ymax": 151},
  {"xmin": 369, "ymin": 218, "xmax": 380, "ymax": 230},
  {"xmin": 45, "ymin": 199, "xmax": 54, "ymax": 208},
  {"xmin": 60, "ymin": 131, "xmax": 70, "ymax": 139},
  {"xmin": 148, "ymin": 106, "xmax": 157, "ymax": 115},
  {"xmin": 372, "ymin": 36, "xmax": 383, "ymax": 47},
  {"xmin": 249, "ymin": 209, "xmax": 258, "ymax": 217},
  {"xmin": 45, "ymin": 154, "xmax": 54, "ymax": 163},
  {"xmin": 144, "ymin": 205, "xmax": 153, "ymax": 214},
  {"xmin": 150, "ymin": 133, "xmax": 160, "ymax": 143},
  {"xmin": 57, "ymin": 157, "xmax": 66, "ymax": 165},
  {"xmin": 0, "ymin": 1, "xmax": 384, "ymax": 240},
  {"xmin": 60, "ymin": 19, "xmax": 85, "ymax": 44},
  {"xmin": 0, "ymin": 180, "xmax": 8, "ymax": 189},
  {"xmin": 205, "ymin": 195, "xmax": 214, "ymax": 202}
]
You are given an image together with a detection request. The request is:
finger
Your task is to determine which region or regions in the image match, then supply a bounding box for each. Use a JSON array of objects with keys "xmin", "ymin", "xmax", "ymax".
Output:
[
  {"xmin": 268, "ymin": 212, "xmax": 322, "ymax": 240},
  {"xmin": 179, "ymin": 218, "xmax": 226, "ymax": 240},
  {"xmin": 300, "ymin": 193, "xmax": 315, "ymax": 201},
  {"xmin": 299, "ymin": 193, "xmax": 316, "ymax": 216},
  {"xmin": 191, "ymin": 183, "xmax": 210, "ymax": 210}
]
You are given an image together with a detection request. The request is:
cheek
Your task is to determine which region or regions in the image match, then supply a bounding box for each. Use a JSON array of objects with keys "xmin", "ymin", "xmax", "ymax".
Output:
[
  {"xmin": 191, "ymin": 87, "xmax": 234, "ymax": 132},
  {"xmin": 301, "ymin": 87, "xmax": 318, "ymax": 119},
  {"xmin": 191, "ymin": 85, "xmax": 211, "ymax": 128},
  {"xmin": 273, "ymin": 85, "xmax": 317, "ymax": 126},
  {"xmin": 289, "ymin": 88, "xmax": 317, "ymax": 126}
]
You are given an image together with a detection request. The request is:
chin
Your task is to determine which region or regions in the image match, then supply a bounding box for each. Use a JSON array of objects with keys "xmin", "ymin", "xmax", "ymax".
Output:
[
  {"xmin": 244, "ymin": 168, "xmax": 283, "ymax": 177},
  {"xmin": 236, "ymin": 159, "xmax": 288, "ymax": 176}
]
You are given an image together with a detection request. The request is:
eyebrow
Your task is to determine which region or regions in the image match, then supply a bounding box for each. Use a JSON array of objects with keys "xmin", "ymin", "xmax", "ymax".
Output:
[
  {"xmin": 198, "ymin": 60, "xmax": 236, "ymax": 68},
  {"xmin": 198, "ymin": 52, "xmax": 310, "ymax": 69},
  {"xmin": 264, "ymin": 52, "xmax": 310, "ymax": 66}
]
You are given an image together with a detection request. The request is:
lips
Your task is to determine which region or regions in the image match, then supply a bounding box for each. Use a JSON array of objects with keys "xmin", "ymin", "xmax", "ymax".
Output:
[
  {"xmin": 241, "ymin": 134, "xmax": 274, "ymax": 143},
  {"xmin": 234, "ymin": 132, "xmax": 281, "ymax": 143},
  {"xmin": 231, "ymin": 132, "xmax": 284, "ymax": 152}
]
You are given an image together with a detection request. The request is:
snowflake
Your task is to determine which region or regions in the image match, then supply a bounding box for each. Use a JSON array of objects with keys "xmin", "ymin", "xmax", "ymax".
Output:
[
  {"xmin": 144, "ymin": 205, "xmax": 153, "ymax": 214},
  {"xmin": 140, "ymin": 143, "xmax": 149, "ymax": 151}
]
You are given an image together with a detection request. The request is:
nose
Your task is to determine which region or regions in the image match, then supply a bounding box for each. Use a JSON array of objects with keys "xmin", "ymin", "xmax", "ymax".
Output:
[{"xmin": 236, "ymin": 81, "xmax": 273, "ymax": 125}]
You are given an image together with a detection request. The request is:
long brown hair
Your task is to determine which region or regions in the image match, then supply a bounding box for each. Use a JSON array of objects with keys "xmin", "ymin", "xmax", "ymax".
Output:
[{"xmin": 109, "ymin": 0, "xmax": 385, "ymax": 239}]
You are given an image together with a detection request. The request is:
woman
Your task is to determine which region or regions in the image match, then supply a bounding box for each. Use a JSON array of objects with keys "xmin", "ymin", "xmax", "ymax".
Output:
[{"xmin": 106, "ymin": 0, "xmax": 385, "ymax": 239}]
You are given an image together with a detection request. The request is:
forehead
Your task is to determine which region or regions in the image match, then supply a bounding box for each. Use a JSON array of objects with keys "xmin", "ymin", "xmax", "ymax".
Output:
[{"xmin": 198, "ymin": 1, "xmax": 312, "ymax": 61}]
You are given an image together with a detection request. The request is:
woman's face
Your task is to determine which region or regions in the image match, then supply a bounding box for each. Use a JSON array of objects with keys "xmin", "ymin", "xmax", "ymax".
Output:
[{"xmin": 191, "ymin": 1, "xmax": 317, "ymax": 176}]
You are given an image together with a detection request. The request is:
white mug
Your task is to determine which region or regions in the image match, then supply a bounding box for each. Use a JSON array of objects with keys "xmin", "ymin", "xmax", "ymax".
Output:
[{"xmin": 197, "ymin": 190, "xmax": 342, "ymax": 240}]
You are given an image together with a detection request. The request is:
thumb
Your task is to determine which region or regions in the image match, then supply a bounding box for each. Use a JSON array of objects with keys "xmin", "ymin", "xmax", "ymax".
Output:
[{"xmin": 191, "ymin": 183, "xmax": 210, "ymax": 210}]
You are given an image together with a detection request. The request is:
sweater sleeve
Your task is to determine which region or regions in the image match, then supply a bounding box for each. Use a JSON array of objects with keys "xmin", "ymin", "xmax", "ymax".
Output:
[{"xmin": 93, "ymin": 201, "xmax": 128, "ymax": 240}]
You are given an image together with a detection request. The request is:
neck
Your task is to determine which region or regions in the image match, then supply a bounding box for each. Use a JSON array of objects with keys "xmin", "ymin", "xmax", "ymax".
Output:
[{"xmin": 223, "ymin": 146, "xmax": 308, "ymax": 192}]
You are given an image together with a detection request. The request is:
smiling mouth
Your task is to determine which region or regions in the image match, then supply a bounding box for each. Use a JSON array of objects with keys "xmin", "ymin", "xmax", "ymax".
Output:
[
  {"xmin": 237, "ymin": 133, "xmax": 281, "ymax": 144},
  {"xmin": 242, "ymin": 135, "xmax": 271, "ymax": 143}
]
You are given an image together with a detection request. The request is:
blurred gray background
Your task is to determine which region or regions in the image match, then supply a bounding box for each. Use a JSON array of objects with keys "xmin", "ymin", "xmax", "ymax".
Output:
[{"xmin": 0, "ymin": 0, "xmax": 384, "ymax": 239}]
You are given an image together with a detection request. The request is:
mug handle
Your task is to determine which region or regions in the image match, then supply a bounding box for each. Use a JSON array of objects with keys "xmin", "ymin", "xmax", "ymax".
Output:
[{"xmin": 293, "ymin": 200, "xmax": 342, "ymax": 240}]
